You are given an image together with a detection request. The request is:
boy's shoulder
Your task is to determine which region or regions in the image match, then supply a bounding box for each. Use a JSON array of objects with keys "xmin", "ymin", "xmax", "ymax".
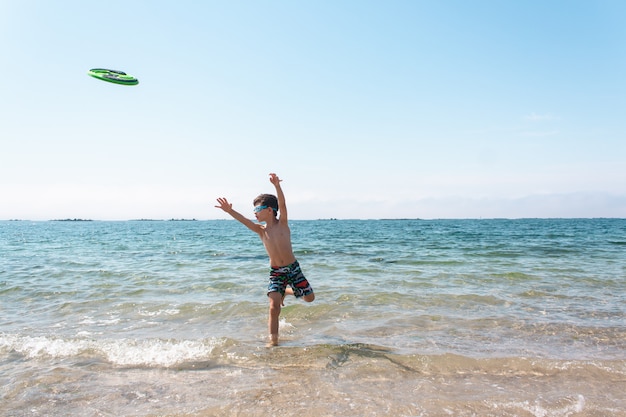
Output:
[{"xmin": 265, "ymin": 219, "xmax": 290, "ymax": 232}]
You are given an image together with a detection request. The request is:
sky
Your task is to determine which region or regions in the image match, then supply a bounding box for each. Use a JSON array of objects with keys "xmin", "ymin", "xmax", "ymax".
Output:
[{"xmin": 1, "ymin": 0, "xmax": 625, "ymax": 220}]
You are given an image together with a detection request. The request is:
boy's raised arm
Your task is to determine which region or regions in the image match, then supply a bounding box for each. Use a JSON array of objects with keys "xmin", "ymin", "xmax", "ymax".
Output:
[
  {"xmin": 215, "ymin": 197, "xmax": 262, "ymax": 234},
  {"xmin": 269, "ymin": 173, "xmax": 287, "ymax": 222}
]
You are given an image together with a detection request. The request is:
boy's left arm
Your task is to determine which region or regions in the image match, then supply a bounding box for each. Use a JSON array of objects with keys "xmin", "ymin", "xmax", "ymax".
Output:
[{"xmin": 269, "ymin": 173, "xmax": 287, "ymax": 222}]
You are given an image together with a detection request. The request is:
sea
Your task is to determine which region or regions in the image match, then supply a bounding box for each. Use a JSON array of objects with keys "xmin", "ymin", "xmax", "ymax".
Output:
[{"xmin": 1, "ymin": 218, "xmax": 625, "ymax": 417}]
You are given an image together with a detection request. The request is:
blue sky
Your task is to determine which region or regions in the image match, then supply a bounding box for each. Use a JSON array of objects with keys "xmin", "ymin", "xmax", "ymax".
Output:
[{"xmin": 2, "ymin": 0, "xmax": 625, "ymax": 220}]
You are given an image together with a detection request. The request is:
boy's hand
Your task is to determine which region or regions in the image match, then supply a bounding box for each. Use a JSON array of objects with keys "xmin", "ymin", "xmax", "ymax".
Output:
[
  {"xmin": 215, "ymin": 197, "xmax": 233, "ymax": 212},
  {"xmin": 269, "ymin": 173, "xmax": 282, "ymax": 186}
]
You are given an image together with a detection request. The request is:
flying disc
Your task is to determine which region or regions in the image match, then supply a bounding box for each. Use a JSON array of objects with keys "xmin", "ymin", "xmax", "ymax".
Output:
[{"xmin": 87, "ymin": 68, "xmax": 138, "ymax": 85}]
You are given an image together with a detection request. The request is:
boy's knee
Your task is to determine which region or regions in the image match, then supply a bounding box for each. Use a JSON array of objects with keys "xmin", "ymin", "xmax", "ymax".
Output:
[{"xmin": 268, "ymin": 292, "xmax": 283, "ymax": 309}]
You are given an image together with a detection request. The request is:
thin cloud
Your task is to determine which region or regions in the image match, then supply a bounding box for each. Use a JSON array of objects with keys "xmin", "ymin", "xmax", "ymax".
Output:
[
  {"xmin": 519, "ymin": 129, "xmax": 560, "ymax": 137},
  {"xmin": 524, "ymin": 112, "xmax": 559, "ymax": 122}
]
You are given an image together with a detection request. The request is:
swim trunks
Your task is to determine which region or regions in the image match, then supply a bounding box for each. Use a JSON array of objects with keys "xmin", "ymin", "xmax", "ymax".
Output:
[{"xmin": 268, "ymin": 260, "xmax": 313, "ymax": 298}]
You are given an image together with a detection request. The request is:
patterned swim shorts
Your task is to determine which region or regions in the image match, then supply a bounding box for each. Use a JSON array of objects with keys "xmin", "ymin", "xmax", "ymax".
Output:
[{"xmin": 268, "ymin": 260, "xmax": 313, "ymax": 298}]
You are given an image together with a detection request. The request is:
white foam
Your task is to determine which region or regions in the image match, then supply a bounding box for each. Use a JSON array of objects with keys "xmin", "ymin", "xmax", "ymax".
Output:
[
  {"xmin": 1, "ymin": 334, "xmax": 84, "ymax": 358},
  {"xmin": 497, "ymin": 394, "xmax": 586, "ymax": 417},
  {"xmin": 0, "ymin": 333, "xmax": 225, "ymax": 367},
  {"xmin": 102, "ymin": 338, "xmax": 219, "ymax": 367},
  {"xmin": 137, "ymin": 308, "xmax": 181, "ymax": 317},
  {"xmin": 279, "ymin": 317, "xmax": 295, "ymax": 330}
]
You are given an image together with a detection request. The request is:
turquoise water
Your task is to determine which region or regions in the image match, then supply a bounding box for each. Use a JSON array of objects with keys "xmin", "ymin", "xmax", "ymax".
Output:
[{"xmin": 1, "ymin": 219, "xmax": 625, "ymax": 416}]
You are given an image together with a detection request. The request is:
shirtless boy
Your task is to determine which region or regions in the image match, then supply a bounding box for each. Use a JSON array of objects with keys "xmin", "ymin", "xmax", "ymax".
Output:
[{"xmin": 215, "ymin": 173, "xmax": 315, "ymax": 346}]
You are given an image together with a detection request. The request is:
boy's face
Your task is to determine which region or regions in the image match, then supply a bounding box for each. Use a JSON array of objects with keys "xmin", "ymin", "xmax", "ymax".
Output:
[{"xmin": 254, "ymin": 205, "xmax": 274, "ymax": 222}]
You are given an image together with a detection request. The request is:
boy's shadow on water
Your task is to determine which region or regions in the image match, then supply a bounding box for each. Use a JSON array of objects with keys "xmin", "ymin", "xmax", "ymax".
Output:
[{"xmin": 324, "ymin": 343, "xmax": 418, "ymax": 373}]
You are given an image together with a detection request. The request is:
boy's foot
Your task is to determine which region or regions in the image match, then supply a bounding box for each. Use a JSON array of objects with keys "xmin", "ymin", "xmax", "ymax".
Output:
[{"xmin": 267, "ymin": 334, "xmax": 279, "ymax": 347}]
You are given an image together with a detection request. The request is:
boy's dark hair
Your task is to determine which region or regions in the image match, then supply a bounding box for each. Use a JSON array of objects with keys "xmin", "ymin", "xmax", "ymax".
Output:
[{"xmin": 253, "ymin": 194, "xmax": 278, "ymax": 215}]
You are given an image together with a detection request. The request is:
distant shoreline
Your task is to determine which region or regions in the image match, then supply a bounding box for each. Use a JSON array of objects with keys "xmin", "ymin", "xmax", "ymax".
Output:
[{"xmin": 2, "ymin": 217, "xmax": 625, "ymax": 222}]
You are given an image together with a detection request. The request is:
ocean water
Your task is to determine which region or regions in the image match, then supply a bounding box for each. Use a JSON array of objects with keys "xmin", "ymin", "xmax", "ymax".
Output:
[{"xmin": 1, "ymin": 218, "xmax": 625, "ymax": 416}]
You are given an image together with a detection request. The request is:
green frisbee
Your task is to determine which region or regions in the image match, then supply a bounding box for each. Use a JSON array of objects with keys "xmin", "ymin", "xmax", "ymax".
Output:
[{"xmin": 88, "ymin": 68, "xmax": 139, "ymax": 85}]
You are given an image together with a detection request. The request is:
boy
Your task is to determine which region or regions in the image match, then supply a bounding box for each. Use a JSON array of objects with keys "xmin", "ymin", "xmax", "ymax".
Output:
[{"xmin": 215, "ymin": 173, "xmax": 315, "ymax": 346}]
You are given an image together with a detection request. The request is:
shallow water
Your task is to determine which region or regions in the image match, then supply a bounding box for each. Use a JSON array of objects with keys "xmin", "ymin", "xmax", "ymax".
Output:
[{"xmin": 1, "ymin": 219, "xmax": 625, "ymax": 416}]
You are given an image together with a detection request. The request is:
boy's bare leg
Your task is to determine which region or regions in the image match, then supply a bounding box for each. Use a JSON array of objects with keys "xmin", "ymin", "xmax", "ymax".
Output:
[
  {"xmin": 268, "ymin": 292, "xmax": 283, "ymax": 346},
  {"xmin": 282, "ymin": 287, "xmax": 294, "ymax": 306},
  {"xmin": 282, "ymin": 288, "xmax": 315, "ymax": 305}
]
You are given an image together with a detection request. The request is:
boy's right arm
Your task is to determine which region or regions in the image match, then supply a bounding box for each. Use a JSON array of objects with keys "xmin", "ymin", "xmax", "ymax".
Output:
[{"xmin": 215, "ymin": 197, "xmax": 262, "ymax": 234}]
